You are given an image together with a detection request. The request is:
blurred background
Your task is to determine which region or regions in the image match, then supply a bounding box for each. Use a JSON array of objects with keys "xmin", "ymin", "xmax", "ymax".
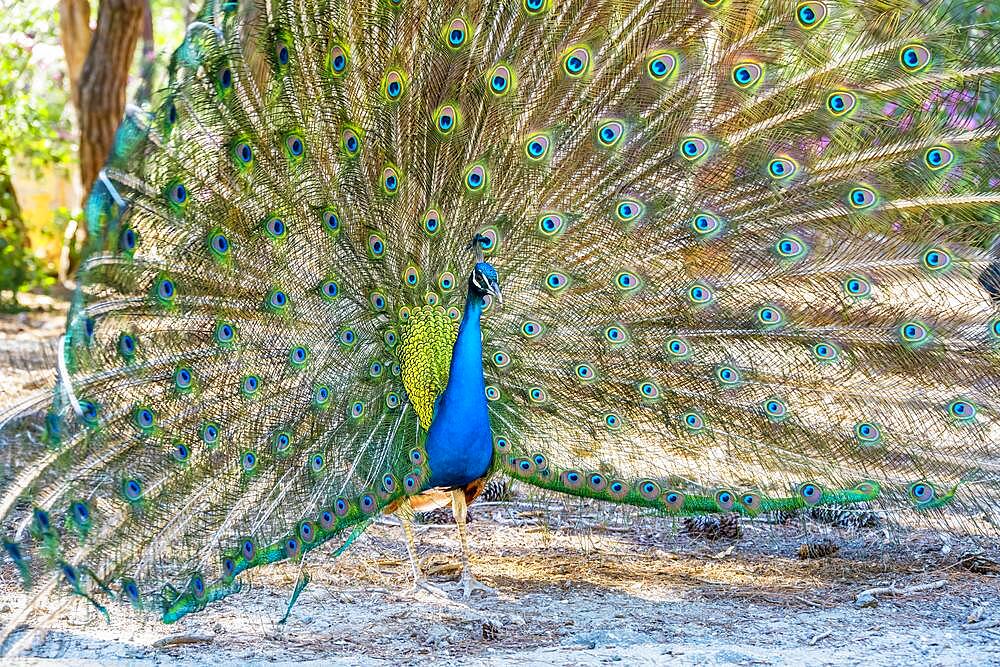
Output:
[{"xmin": 0, "ymin": 0, "xmax": 191, "ymax": 310}]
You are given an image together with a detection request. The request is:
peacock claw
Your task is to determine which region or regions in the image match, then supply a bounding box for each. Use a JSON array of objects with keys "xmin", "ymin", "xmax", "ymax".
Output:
[
  {"xmin": 458, "ymin": 569, "xmax": 495, "ymax": 598},
  {"xmin": 408, "ymin": 578, "xmax": 451, "ymax": 600}
]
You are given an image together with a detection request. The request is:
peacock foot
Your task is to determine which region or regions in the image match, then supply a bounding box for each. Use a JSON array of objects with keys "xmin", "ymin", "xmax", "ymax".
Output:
[
  {"xmin": 458, "ymin": 569, "xmax": 496, "ymax": 598},
  {"xmin": 407, "ymin": 577, "xmax": 452, "ymax": 600}
]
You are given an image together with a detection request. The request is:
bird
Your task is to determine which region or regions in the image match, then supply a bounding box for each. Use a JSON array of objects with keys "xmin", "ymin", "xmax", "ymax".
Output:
[{"xmin": 1, "ymin": 0, "xmax": 999, "ymax": 638}]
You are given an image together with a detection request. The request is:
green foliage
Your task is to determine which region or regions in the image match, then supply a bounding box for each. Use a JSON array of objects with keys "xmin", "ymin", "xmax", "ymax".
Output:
[
  {"xmin": 0, "ymin": 0, "xmax": 73, "ymax": 299},
  {"xmin": 0, "ymin": 1, "xmax": 74, "ymax": 173},
  {"xmin": 0, "ymin": 173, "xmax": 30, "ymax": 307}
]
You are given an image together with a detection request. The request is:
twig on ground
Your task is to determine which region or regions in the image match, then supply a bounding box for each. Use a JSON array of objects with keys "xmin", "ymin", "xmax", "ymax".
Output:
[
  {"xmin": 856, "ymin": 579, "xmax": 945, "ymax": 599},
  {"xmin": 152, "ymin": 633, "xmax": 215, "ymax": 648},
  {"xmin": 963, "ymin": 619, "xmax": 1000, "ymax": 631},
  {"xmin": 808, "ymin": 629, "xmax": 832, "ymax": 646}
]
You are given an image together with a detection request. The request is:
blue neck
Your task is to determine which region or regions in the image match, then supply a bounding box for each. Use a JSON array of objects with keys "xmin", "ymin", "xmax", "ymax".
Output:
[
  {"xmin": 423, "ymin": 290, "xmax": 494, "ymax": 488},
  {"xmin": 448, "ymin": 291, "xmax": 485, "ymax": 399}
]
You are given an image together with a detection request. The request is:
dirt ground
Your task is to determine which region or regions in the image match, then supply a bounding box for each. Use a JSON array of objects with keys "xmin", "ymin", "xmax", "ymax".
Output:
[{"xmin": 1, "ymin": 295, "xmax": 999, "ymax": 666}]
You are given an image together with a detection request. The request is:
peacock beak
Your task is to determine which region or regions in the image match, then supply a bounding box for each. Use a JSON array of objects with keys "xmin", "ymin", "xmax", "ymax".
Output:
[{"xmin": 486, "ymin": 279, "xmax": 502, "ymax": 305}]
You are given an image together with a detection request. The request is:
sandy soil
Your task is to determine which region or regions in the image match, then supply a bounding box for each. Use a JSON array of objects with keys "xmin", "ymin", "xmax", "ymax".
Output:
[{"xmin": 1, "ymin": 295, "xmax": 998, "ymax": 666}]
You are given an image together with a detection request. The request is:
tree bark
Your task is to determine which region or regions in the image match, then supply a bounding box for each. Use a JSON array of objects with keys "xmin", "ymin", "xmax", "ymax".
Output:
[
  {"xmin": 78, "ymin": 0, "xmax": 145, "ymax": 200},
  {"xmin": 58, "ymin": 0, "xmax": 93, "ymax": 110},
  {"xmin": 134, "ymin": 1, "xmax": 156, "ymax": 106}
]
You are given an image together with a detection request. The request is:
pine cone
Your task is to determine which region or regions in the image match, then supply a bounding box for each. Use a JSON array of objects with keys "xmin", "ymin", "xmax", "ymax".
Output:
[
  {"xmin": 682, "ymin": 513, "xmax": 741, "ymax": 540},
  {"xmin": 797, "ymin": 538, "xmax": 840, "ymax": 559},
  {"xmin": 807, "ymin": 506, "xmax": 882, "ymax": 529},
  {"xmin": 478, "ymin": 477, "xmax": 513, "ymax": 503}
]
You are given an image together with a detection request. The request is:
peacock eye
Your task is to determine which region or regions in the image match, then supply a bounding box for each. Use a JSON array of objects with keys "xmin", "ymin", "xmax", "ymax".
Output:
[
  {"xmin": 764, "ymin": 398, "xmax": 788, "ymax": 419},
  {"xmin": 900, "ymin": 44, "xmax": 931, "ymax": 72},
  {"xmin": 844, "ymin": 277, "xmax": 868, "ymax": 297},
  {"xmin": 646, "ymin": 51, "xmax": 676, "ymax": 80},
  {"xmin": 922, "ymin": 247, "xmax": 951, "ymax": 271},
  {"xmin": 235, "ymin": 142, "xmax": 253, "ymax": 164},
  {"xmin": 667, "ymin": 338, "xmax": 689, "ymax": 357},
  {"xmin": 692, "ymin": 213, "xmax": 721, "ymax": 237},
  {"xmin": 265, "ymin": 217, "xmax": 286, "ymax": 238},
  {"xmin": 855, "ymin": 422, "xmax": 881, "ymax": 444},
  {"xmin": 329, "ymin": 45, "xmax": 348, "ymax": 74},
  {"xmin": 290, "ymin": 346, "xmax": 308, "ymax": 366},
  {"xmin": 948, "ymin": 400, "xmax": 976, "ymax": 421},
  {"xmin": 687, "ymin": 283, "xmax": 713, "ymax": 304},
  {"xmin": 342, "ymin": 128, "xmax": 360, "ymax": 156},
  {"xmin": 465, "ymin": 165, "xmax": 486, "ymax": 191},
  {"xmin": 813, "ymin": 342, "xmax": 839, "ymax": 361},
  {"xmin": 285, "ymin": 135, "xmax": 304, "ymax": 157},
  {"xmin": 119, "ymin": 227, "xmax": 137, "ymax": 251},
  {"xmin": 445, "ymin": 18, "xmax": 469, "ymax": 48},
  {"xmin": 384, "ymin": 70, "xmax": 405, "ymax": 100},
  {"xmin": 545, "ymin": 271, "xmax": 568, "ymax": 291},
  {"xmin": 523, "ymin": 0, "xmax": 546, "ymax": 14},
  {"xmin": 924, "ymin": 145, "xmax": 954, "ymax": 170},
  {"xmin": 757, "ymin": 306, "xmax": 784, "ymax": 327},
  {"xmin": 489, "ymin": 65, "xmax": 512, "ymax": 95},
  {"xmin": 615, "ymin": 200, "xmax": 643, "ymax": 222},
  {"xmin": 732, "ymin": 62, "xmax": 763, "ymax": 88},
  {"xmin": 525, "ymin": 134, "xmax": 550, "ymax": 161},
  {"xmin": 597, "ymin": 121, "xmax": 624, "ymax": 147},
  {"xmin": 795, "ymin": 1, "xmax": 828, "ymax": 29},
  {"xmin": 768, "ymin": 157, "xmax": 797, "ymax": 180},
  {"xmin": 899, "ymin": 321, "xmax": 930, "ymax": 344},
  {"xmin": 826, "ymin": 91, "xmax": 857, "ymax": 116},
  {"xmin": 368, "ymin": 233, "xmax": 385, "ymax": 257},
  {"xmin": 382, "ymin": 167, "xmax": 400, "ymax": 194},
  {"xmin": 208, "ymin": 233, "xmax": 228, "ymax": 257},
  {"xmin": 848, "ymin": 186, "xmax": 877, "ymax": 209},
  {"xmin": 268, "ymin": 289, "xmax": 288, "ymax": 309},
  {"xmin": 322, "ymin": 211, "xmax": 340, "ymax": 235},
  {"xmin": 563, "ymin": 46, "xmax": 590, "ymax": 76},
  {"xmin": 679, "ymin": 136, "xmax": 709, "ymax": 160},
  {"xmin": 119, "ymin": 333, "xmax": 136, "ymax": 357},
  {"xmin": 775, "ymin": 234, "xmax": 807, "ymax": 259},
  {"xmin": 435, "ymin": 105, "xmax": 458, "ymax": 135},
  {"xmin": 218, "ymin": 67, "xmax": 232, "ymax": 90},
  {"xmin": 536, "ymin": 213, "xmax": 564, "ymax": 237},
  {"xmin": 615, "ymin": 271, "xmax": 639, "ymax": 290},
  {"xmin": 169, "ymin": 183, "xmax": 187, "ymax": 205}
]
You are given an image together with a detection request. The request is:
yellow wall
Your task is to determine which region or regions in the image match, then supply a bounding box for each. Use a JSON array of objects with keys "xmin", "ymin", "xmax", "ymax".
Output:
[{"xmin": 9, "ymin": 159, "xmax": 79, "ymax": 266}]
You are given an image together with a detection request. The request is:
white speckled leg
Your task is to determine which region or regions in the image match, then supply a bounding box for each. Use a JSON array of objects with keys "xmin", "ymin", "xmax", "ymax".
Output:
[{"xmin": 451, "ymin": 489, "xmax": 496, "ymax": 598}]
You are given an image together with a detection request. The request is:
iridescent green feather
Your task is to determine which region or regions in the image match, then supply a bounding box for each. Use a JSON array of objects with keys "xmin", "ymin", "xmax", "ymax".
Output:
[{"xmin": 0, "ymin": 0, "xmax": 998, "ymax": 634}]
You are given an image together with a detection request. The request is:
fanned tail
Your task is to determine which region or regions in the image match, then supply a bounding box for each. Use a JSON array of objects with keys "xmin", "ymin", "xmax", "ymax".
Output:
[
  {"xmin": 1, "ymin": 0, "xmax": 999, "ymax": 639},
  {"xmin": 475, "ymin": 0, "xmax": 1000, "ymax": 531}
]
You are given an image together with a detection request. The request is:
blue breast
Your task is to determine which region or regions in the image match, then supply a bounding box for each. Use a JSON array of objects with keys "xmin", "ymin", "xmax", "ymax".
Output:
[{"xmin": 424, "ymin": 293, "xmax": 494, "ymax": 488}]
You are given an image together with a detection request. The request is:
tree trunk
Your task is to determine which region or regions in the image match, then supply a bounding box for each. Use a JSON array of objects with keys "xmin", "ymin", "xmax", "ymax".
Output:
[
  {"xmin": 58, "ymin": 0, "xmax": 93, "ymax": 110},
  {"xmin": 134, "ymin": 1, "xmax": 156, "ymax": 106},
  {"xmin": 78, "ymin": 0, "xmax": 145, "ymax": 201}
]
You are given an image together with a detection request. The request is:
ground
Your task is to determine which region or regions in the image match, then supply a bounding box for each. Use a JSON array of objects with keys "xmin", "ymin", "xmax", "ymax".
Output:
[{"xmin": 0, "ymin": 295, "xmax": 998, "ymax": 666}]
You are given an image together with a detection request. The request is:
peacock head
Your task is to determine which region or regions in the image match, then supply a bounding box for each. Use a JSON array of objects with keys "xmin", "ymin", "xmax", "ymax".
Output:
[{"xmin": 467, "ymin": 235, "xmax": 502, "ymax": 304}]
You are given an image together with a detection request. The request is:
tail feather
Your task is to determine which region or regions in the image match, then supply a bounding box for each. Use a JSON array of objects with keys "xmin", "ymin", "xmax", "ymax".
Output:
[{"xmin": 1, "ymin": 0, "xmax": 999, "ymax": 633}]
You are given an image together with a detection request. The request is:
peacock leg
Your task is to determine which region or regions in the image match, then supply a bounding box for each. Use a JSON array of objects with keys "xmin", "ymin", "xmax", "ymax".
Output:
[
  {"xmin": 398, "ymin": 500, "xmax": 448, "ymax": 597},
  {"xmin": 450, "ymin": 489, "xmax": 495, "ymax": 598}
]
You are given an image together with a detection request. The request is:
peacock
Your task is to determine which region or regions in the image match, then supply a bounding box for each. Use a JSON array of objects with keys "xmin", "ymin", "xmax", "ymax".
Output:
[{"xmin": 2, "ymin": 0, "xmax": 1000, "ymax": 639}]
